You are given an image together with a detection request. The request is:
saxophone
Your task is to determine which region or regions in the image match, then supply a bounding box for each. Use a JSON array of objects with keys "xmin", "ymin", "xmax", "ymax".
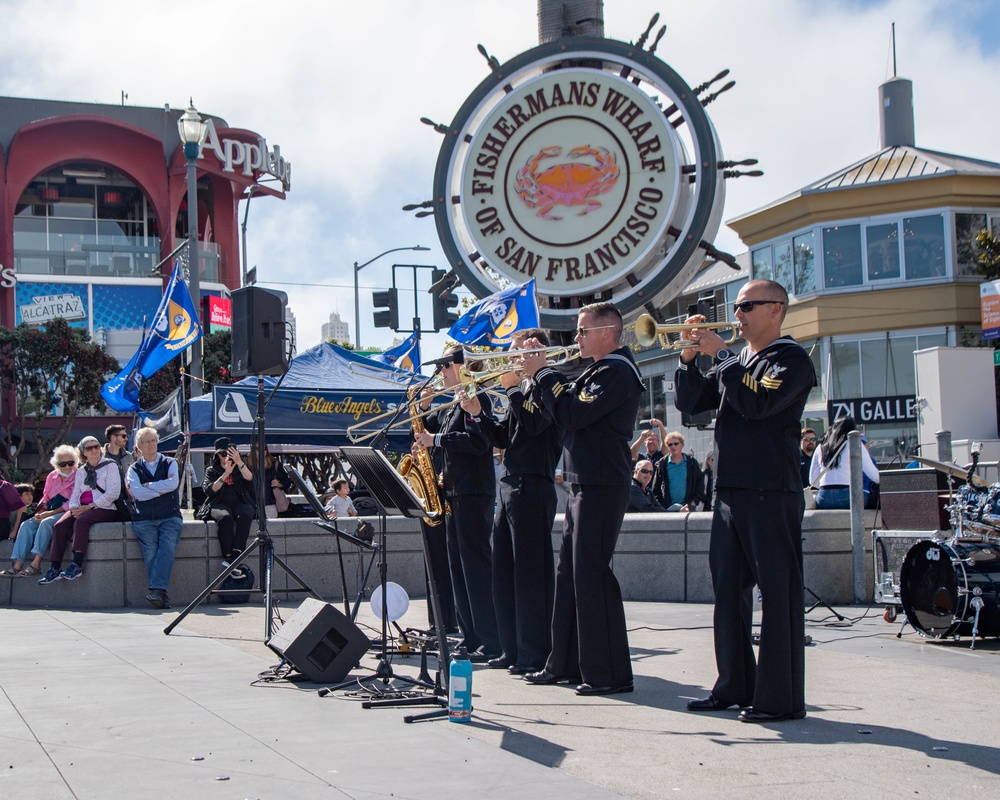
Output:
[{"xmin": 397, "ymin": 385, "xmax": 448, "ymax": 525}]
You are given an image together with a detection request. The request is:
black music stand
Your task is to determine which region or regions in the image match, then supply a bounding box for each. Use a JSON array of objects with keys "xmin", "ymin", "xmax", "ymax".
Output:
[
  {"xmin": 285, "ymin": 466, "xmax": 379, "ymax": 621},
  {"xmin": 329, "ymin": 446, "xmax": 450, "ymax": 709}
]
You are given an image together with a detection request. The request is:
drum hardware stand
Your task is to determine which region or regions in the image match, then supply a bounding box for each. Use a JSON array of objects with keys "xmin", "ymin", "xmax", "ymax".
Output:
[{"xmin": 165, "ymin": 375, "xmax": 323, "ymax": 642}]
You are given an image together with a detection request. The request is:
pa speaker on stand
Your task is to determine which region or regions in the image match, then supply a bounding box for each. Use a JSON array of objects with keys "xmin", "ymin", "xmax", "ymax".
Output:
[{"xmin": 231, "ymin": 286, "xmax": 289, "ymax": 378}]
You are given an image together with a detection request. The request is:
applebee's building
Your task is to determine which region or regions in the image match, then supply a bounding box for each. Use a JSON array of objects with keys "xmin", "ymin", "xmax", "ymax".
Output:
[{"xmin": 0, "ymin": 95, "xmax": 289, "ymax": 371}]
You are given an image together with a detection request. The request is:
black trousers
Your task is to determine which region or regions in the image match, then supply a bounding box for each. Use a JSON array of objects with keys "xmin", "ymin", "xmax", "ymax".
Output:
[
  {"xmin": 208, "ymin": 501, "xmax": 255, "ymax": 558},
  {"xmin": 492, "ymin": 474, "xmax": 556, "ymax": 670},
  {"xmin": 709, "ymin": 488, "xmax": 806, "ymax": 715},
  {"xmin": 421, "ymin": 518, "xmax": 457, "ymax": 631},
  {"xmin": 445, "ymin": 494, "xmax": 500, "ymax": 654},
  {"xmin": 545, "ymin": 482, "xmax": 632, "ymax": 688}
]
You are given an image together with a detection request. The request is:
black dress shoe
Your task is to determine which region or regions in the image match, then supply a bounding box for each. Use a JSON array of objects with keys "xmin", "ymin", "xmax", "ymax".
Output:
[
  {"xmin": 686, "ymin": 693, "xmax": 742, "ymax": 712},
  {"xmin": 738, "ymin": 707, "xmax": 807, "ymax": 723},
  {"xmin": 523, "ymin": 669, "xmax": 582, "ymax": 685},
  {"xmin": 575, "ymin": 682, "xmax": 633, "ymax": 696},
  {"xmin": 486, "ymin": 657, "xmax": 511, "ymax": 669},
  {"xmin": 468, "ymin": 650, "xmax": 501, "ymax": 664},
  {"xmin": 507, "ymin": 664, "xmax": 531, "ymax": 676}
]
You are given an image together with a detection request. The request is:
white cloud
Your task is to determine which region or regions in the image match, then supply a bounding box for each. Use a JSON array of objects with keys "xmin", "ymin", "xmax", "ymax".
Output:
[{"xmin": 1, "ymin": 0, "xmax": 996, "ymax": 352}]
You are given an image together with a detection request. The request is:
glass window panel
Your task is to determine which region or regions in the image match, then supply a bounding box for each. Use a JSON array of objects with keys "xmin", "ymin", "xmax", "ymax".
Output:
[
  {"xmin": 751, "ymin": 247, "xmax": 773, "ymax": 280},
  {"xmin": 885, "ymin": 336, "xmax": 918, "ymax": 395},
  {"xmin": 773, "ymin": 240, "xmax": 793, "ymax": 294},
  {"xmin": 992, "ymin": 216, "xmax": 1000, "ymax": 238},
  {"xmin": 917, "ymin": 332, "xmax": 948, "ymax": 350},
  {"xmin": 831, "ymin": 341, "xmax": 861, "ymax": 397},
  {"xmin": 51, "ymin": 199, "xmax": 96, "ymax": 219},
  {"xmin": 823, "ymin": 224, "xmax": 863, "ymax": 288},
  {"xmin": 803, "ymin": 340, "xmax": 823, "ymax": 406},
  {"xmin": 793, "ymin": 231, "xmax": 816, "ymax": 294},
  {"xmin": 865, "ymin": 222, "xmax": 901, "ymax": 280},
  {"xmin": 903, "ymin": 214, "xmax": 946, "ymax": 280},
  {"xmin": 955, "ymin": 213, "xmax": 988, "ymax": 277}
]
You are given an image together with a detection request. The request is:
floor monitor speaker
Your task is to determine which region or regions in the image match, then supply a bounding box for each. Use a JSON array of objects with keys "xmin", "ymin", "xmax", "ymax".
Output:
[{"xmin": 267, "ymin": 598, "xmax": 369, "ymax": 683}]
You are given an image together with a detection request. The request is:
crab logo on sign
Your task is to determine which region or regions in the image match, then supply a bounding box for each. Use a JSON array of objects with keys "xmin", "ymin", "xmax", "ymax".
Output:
[{"xmin": 433, "ymin": 37, "xmax": 726, "ymax": 330}]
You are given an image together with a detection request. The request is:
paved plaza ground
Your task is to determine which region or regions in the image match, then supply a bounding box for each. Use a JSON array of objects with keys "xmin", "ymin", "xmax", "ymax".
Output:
[{"xmin": 2, "ymin": 596, "xmax": 998, "ymax": 799}]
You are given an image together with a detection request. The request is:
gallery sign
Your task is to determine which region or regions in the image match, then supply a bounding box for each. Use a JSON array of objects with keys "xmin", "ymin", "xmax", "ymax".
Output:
[
  {"xmin": 433, "ymin": 37, "xmax": 726, "ymax": 329},
  {"xmin": 827, "ymin": 395, "xmax": 918, "ymax": 424}
]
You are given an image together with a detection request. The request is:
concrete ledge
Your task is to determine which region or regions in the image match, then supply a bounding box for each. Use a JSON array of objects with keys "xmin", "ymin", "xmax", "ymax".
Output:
[{"xmin": 0, "ymin": 510, "xmax": 886, "ymax": 609}]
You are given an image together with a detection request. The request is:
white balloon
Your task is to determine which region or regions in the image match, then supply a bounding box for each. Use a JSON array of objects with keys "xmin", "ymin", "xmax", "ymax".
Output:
[{"xmin": 370, "ymin": 581, "xmax": 409, "ymax": 622}]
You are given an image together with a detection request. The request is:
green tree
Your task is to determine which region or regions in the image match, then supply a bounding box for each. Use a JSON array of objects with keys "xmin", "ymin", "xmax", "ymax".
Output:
[
  {"xmin": 976, "ymin": 229, "xmax": 1000, "ymax": 280},
  {"xmin": 0, "ymin": 318, "xmax": 120, "ymax": 479},
  {"xmin": 203, "ymin": 331, "xmax": 237, "ymax": 386}
]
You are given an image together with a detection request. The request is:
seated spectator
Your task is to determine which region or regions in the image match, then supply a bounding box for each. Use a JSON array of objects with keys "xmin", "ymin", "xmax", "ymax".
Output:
[
  {"xmin": 40, "ymin": 436, "xmax": 120, "ymax": 584},
  {"xmin": 809, "ymin": 416, "xmax": 880, "ymax": 510},
  {"xmin": 324, "ymin": 479, "xmax": 358, "ymax": 518},
  {"xmin": 198, "ymin": 444, "xmax": 255, "ymax": 576},
  {"xmin": 0, "ymin": 476, "xmax": 27, "ymax": 545},
  {"xmin": 628, "ymin": 460, "xmax": 665, "ymax": 512},
  {"xmin": 247, "ymin": 445, "xmax": 293, "ymax": 519},
  {"xmin": 127, "ymin": 428, "xmax": 183, "ymax": 609},
  {"xmin": 4, "ymin": 447, "xmax": 78, "ymax": 577},
  {"xmin": 651, "ymin": 431, "xmax": 703, "ymax": 511}
]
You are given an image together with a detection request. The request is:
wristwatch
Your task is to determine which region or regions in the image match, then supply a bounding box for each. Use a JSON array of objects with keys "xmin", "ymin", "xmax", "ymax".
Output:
[{"xmin": 715, "ymin": 349, "xmax": 733, "ymax": 363}]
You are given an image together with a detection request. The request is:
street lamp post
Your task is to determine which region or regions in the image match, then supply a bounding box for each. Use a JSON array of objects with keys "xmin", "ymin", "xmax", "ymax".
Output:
[
  {"xmin": 177, "ymin": 99, "xmax": 208, "ymax": 398},
  {"xmin": 353, "ymin": 246, "xmax": 430, "ymax": 349}
]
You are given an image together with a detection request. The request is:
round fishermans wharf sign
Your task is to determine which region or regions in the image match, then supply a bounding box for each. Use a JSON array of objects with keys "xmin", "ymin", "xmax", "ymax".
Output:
[{"xmin": 433, "ymin": 37, "xmax": 725, "ymax": 330}]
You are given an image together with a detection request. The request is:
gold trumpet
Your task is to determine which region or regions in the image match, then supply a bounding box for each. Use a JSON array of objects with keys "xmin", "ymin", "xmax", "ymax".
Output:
[
  {"xmin": 634, "ymin": 313, "xmax": 741, "ymax": 350},
  {"xmin": 462, "ymin": 344, "xmax": 581, "ymax": 382},
  {"xmin": 344, "ymin": 375, "xmax": 505, "ymax": 444}
]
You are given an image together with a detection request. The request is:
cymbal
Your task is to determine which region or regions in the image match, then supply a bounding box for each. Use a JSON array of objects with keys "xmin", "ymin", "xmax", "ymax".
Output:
[{"xmin": 913, "ymin": 456, "xmax": 990, "ymax": 487}]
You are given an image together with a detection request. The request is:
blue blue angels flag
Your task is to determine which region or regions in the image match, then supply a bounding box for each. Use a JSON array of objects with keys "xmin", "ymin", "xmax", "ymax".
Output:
[
  {"xmin": 101, "ymin": 261, "xmax": 203, "ymax": 413},
  {"xmin": 369, "ymin": 330, "xmax": 421, "ymax": 372},
  {"xmin": 447, "ymin": 280, "xmax": 539, "ymax": 348}
]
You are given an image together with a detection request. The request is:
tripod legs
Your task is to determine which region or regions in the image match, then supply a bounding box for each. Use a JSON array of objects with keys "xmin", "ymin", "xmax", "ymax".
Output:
[{"xmin": 805, "ymin": 585, "xmax": 845, "ymax": 621}]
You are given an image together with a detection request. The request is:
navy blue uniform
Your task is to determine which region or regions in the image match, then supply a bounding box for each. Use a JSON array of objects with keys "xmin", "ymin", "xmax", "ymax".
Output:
[
  {"xmin": 676, "ymin": 337, "xmax": 815, "ymax": 717},
  {"xmin": 423, "ymin": 389, "xmax": 500, "ymax": 655},
  {"xmin": 472, "ymin": 378, "xmax": 563, "ymax": 671},
  {"xmin": 533, "ymin": 348, "xmax": 642, "ymax": 688}
]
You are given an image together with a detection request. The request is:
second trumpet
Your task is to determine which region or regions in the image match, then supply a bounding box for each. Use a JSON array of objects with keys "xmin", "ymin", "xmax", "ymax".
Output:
[{"xmin": 634, "ymin": 313, "xmax": 741, "ymax": 350}]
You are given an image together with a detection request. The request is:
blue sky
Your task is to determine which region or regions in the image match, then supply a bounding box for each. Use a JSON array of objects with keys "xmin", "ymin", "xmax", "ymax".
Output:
[{"xmin": 0, "ymin": 0, "xmax": 997, "ymax": 357}]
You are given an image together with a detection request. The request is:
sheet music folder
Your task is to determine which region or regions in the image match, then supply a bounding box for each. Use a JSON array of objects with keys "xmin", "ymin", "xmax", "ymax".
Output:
[{"xmin": 339, "ymin": 446, "xmax": 428, "ymax": 519}]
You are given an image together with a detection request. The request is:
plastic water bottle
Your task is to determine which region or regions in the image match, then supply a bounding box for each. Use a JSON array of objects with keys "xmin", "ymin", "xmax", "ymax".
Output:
[{"xmin": 448, "ymin": 646, "xmax": 473, "ymax": 723}]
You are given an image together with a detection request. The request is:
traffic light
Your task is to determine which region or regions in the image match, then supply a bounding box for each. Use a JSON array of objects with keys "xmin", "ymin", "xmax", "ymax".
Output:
[
  {"xmin": 431, "ymin": 269, "xmax": 460, "ymax": 331},
  {"xmin": 372, "ymin": 288, "xmax": 399, "ymax": 330},
  {"xmin": 433, "ymin": 290, "xmax": 460, "ymax": 332}
]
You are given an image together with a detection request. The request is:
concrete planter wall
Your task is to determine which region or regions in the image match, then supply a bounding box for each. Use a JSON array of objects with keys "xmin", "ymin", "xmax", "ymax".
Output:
[{"xmin": 0, "ymin": 510, "xmax": 887, "ymax": 610}]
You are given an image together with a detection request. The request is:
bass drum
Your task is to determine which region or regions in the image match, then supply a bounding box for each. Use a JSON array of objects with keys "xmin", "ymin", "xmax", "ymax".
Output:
[{"xmin": 899, "ymin": 539, "xmax": 1000, "ymax": 638}]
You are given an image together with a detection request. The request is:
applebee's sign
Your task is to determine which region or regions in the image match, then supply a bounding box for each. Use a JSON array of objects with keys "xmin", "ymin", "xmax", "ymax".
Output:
[{"xmin": 200, "ymin": 119, "xmax": 292, "ymax": 191}]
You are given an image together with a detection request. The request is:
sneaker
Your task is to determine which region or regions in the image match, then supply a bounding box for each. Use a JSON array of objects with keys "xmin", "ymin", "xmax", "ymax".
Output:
[
  {"xmin": 60, "ymin": 563, "xmax": 84, "ymax": 581},
  {"xmin": 222, "ymin": 561, "xmax": 245, "ymax": 579},
  {"xmin": 39, "ymin": 567, "xmax": 63, "ymax": 585},
  {"xmin": 146, "ymin": 590, "xmax": 165, "ymax": 609},
  {"xmin": 158, "ymin": 589, "xmax": 172, "ymax": 609}
]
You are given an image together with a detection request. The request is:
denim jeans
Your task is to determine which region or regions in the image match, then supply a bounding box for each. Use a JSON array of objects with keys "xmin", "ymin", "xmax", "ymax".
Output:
[
  {"xmin": 131, "ymin": 516, "xmax": 184, "ymax": 590},
  {"xmin": 816, "ymin": 487, "xmax": 850, "ymax": 510},
  {"xmin": 11, "ymin": 515, "xmax": 61, "ymax": 564}
]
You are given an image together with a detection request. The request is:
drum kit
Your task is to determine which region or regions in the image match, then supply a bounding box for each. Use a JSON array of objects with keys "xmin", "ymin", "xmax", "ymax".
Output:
[{"xmin": 897, "ymin": 450, "xmax": 1000, "ymax": 649}]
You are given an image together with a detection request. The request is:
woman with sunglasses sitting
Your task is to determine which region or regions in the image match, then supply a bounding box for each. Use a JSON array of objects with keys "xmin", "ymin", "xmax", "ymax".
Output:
[
  {"xmin": 2, "ymin": 446, "xmax": 78, "ymax": 577},
  {"xmin": 40, "ymin": 436, "xmax": 122, "ymax": 583},
  {"xmin": 197, "ymin": 445, "xmax": 255, "ymax": 576}
]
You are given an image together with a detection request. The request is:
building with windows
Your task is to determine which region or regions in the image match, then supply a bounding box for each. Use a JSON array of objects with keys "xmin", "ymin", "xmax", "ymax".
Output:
[
  {"xmin": 321, "ymin": 310, "xmax": 350, "ymax": 344},
  {"xmin": 0, "ymin": 95, "xmax": 289, "ymax": 447},
  {"xmin": 633, "ymin": 75, "xmax": 999, "ymax": 465}
]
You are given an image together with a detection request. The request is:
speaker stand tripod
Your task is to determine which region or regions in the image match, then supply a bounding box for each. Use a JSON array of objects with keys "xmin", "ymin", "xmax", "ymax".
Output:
[{"xmin": 165, "ymin": 375, "xmax": 322, "ymax": 642}]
